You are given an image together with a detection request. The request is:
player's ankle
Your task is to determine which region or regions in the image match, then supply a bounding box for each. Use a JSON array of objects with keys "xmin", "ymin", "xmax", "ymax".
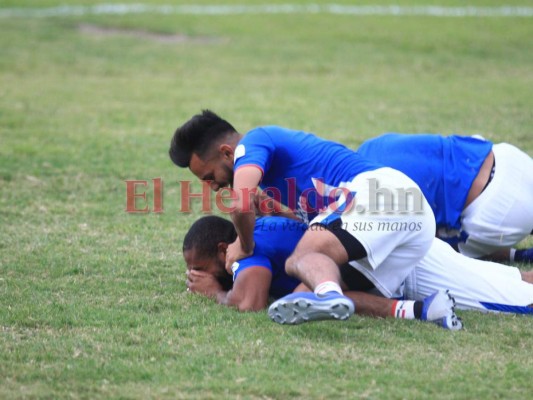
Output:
[
  {"xmin": 314, "ymin": 281, "xmax": 343, "ymax": 296},
  {"xmin": 390, "ymin": 300, "xmax": 422, "ymax": 320}
]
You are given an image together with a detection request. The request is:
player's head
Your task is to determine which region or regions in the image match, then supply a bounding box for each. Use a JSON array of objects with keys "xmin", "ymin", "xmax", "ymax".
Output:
[
  {"xmin": 169, "ymin": 110, "xmax": 240, "ymax": 191},
  {"xmin": 182, "ymin": 215, "xmax": 236, "ymax": 290}
]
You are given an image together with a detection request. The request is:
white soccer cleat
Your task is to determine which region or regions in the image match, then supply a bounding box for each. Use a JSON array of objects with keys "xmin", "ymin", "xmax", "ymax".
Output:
[
  {"xmin": 422, "ymin": 290, "xmax": 463, "ymax": 330},
  {"xmin": 268, "ymin": 292, "xmax": 355, "ymax": 325}
]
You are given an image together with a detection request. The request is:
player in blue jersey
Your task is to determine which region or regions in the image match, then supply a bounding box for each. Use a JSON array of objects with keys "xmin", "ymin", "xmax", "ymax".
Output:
[
  {"xmin": 357, "ymin": 133, "xmax": 533, "ymax": 263},
  {"xmin": 183, "ymin": 215, "xmax": 464, "ymax": 327},
  {"xmin": 170, "ymin": 111, "xmax": 447, "ymax": 325},
  {"xmin": 170, "ymin": 112, "xmax": 532, "ymax": 322},
  {"xmin": 183, "ymin": 216, "xmax": 533, "ymax": 319}
]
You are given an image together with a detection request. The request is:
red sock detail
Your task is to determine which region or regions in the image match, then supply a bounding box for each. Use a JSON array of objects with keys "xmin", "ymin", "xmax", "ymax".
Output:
[{"xmin": 390, "ymin": 300, "xmax": 399, "ymax": 317}]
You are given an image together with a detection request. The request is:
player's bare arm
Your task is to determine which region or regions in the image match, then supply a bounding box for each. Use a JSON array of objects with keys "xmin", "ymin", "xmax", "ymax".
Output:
[
  {"xmin": 187, "ymin": 266, "xmax": 272, "ymax": 311},
  {"xmin": 254, "ymin": 190, "xmax": 300, "ymax": 221},
  {"xmin": 226, "ymin": 166, "xmax": 263, "ymax": 270}
]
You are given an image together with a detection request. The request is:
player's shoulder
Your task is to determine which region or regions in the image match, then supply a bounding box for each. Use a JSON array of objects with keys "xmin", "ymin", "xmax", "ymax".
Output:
[{"xmin": 231, "ymin": 249, "xmax": 273, "ymax": 284}]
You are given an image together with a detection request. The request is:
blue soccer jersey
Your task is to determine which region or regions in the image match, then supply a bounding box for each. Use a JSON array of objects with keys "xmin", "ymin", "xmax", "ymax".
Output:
[
  {"xmin": 233, "ymin": 126, "xmax": 383, "ymax": 223},
  {"xmin": 357, "ymin": 133, "xmax": 493, "ymax": 232},
  {"xmin": 232, "ymin": 216, "xmax": 305, "ymax": 298}
]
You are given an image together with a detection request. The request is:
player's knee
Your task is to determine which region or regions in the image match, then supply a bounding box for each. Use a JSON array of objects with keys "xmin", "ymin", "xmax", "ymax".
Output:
[{"xmin": 285, "ymin": 253, "xmax": 301, "ymax": 277}]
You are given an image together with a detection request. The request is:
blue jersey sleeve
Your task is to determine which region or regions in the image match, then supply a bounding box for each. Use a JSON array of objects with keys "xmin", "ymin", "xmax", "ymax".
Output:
[
  {"xmin": 231, "ymin": 254, "xmax": 272, "ymax": 283},
  {"xmin": 234, "ymin": 128, "xmax": 276, "ymax": 177}
]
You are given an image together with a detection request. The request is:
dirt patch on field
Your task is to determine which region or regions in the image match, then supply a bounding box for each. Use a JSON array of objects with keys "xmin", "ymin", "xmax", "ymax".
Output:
[{"xmin": 79, "ymin": 24, "xmax": 225, "ymax": 44}]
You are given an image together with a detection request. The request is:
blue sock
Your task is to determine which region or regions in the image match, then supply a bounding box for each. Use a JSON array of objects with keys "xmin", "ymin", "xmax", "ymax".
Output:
[{"xmin": 515, "ymin": 248, "xmax": 533, "ymax": 263}]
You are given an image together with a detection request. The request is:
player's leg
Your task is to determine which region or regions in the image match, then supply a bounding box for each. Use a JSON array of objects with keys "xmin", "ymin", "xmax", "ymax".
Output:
[
  {"xmin": 292, "ymin": 281, "xmax": 392, "ymax": 317},
  {"xmin": 338, "ymin": 264, "xmax": 462, "ymax": 329},
  {"xmin": 269, "ymin": 168, "xmax": 437, "ymax": 325},
  {"xmin": 291, "ymin": 279, "xmax": 411, "ymax": 318},
  {"xmin": 268, "ymin": 226, "xmax": 357, "ymax": 324},
  {"xmin": 291, "ymin": 269, "xmax": 462, "ymax": 329},
  {"xmin": 405, "ymin": 238, "xmax": 533, "ymax": 314},
  {"xmin": 459, "ymin": 143, "xmax": 533, "ymax": 260},
  {"xmin": 284, "ymin": 224, "xmax": 355, "ymax": 290}
]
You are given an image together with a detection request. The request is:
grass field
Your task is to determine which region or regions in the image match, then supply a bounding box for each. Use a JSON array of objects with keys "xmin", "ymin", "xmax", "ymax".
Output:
[{"xmin": 1, "ymin": 0, "xmax": 532, "ymax": 398}]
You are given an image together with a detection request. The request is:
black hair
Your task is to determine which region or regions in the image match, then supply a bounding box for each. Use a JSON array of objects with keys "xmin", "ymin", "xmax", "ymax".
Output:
[
  {"xmin": 169, "ymin": 110, "xmax": 237, "ymax": 168},
  {"xmin": 183, "ymin": 215, "xmax": 237, "ymax": 258}
]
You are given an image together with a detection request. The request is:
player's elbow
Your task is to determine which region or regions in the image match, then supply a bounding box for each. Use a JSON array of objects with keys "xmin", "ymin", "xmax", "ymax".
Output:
[{"xmin": 228, "ymin": 296, "xmax": 266, "ymax": 312}]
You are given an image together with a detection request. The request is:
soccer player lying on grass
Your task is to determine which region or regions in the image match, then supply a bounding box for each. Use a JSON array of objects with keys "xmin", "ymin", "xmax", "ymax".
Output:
[
  {"xmin": 183, "ymin": 215, "xmax": 462, "ymax": 329},
  {"xmin": 171, "ymin": 110, "xmax": 437, "ymax": 325},
  {"xmin": 170, "ymin": 110, "xmax": 531, "ymax": 326},
  {"xmin": 357, "ymin": 133, "xmax": 533, "ymax": 263},
  {"xmin": 184, "ymin": 216, "xmax": 533, "ymax": 327}
]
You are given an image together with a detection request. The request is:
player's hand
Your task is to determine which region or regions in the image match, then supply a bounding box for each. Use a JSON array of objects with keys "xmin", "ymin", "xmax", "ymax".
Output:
[
  {"xmin": 253, "ymin": 191, "xmax": 274, "ymax": 216},
  {"xmin": 225, "ymin": 237, "xmax": 254, "ymax": 274},
  {"xmin": 186, "ymin": 269, "xmax": 222, "ymax": 297},
  {"xmin": 253, "ymin": 191, "xmax": 300, "ymax": 220}
]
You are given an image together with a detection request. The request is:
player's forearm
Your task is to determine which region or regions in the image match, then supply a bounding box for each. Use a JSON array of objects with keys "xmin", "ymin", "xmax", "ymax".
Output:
[
  {"xmin": 231, "ymin": 167, "xmax": 263, "ymax": 254},
  {"xmin": 189, "ymin": 285, "xmax": 237, "ymax": 309},
  {"xmin": 215, "ymin": 290, "xmax": 231, "ymax": 306},
  {"xmin": 230, "ymin": 209, "xmax": 256, "ymax": 254},
  {"xmin": 217, "ymin": 290, "xmax": 266, "ymax": 312},
  {"xmin": 256, "ymin": 192, "xmax": 301, "ymax": 221},
  {"xmin": 269, "ymin": 205, "xmax": 300, "ymax": 221}
]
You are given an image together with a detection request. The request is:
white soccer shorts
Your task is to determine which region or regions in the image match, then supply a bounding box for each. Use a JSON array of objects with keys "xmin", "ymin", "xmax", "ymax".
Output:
[
  {"xmin": 459, "ymin": 143, "xmax": 533, "ymax": 258},
  {"xmin": 405, "ymin": 238, "xmax": 533, "ymax": 313},
  {"xmin": 311, "ymin": 167, "xmax": 436, "ymax": 298}
]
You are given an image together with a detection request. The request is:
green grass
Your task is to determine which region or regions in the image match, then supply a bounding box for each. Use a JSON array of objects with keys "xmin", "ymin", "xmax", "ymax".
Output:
[{"xmin": 1, "ymin": 0, "xmax": 532, "ymax": 398}]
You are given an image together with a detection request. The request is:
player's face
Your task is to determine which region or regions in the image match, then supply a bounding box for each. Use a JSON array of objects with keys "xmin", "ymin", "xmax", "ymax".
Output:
[
  {"xmin": 183, "ymin": 247, "xmax": 226, "ymax": 280},
  {"xmin": 189, "ymin": 151, "xmax": 234, "ymax": 192}
]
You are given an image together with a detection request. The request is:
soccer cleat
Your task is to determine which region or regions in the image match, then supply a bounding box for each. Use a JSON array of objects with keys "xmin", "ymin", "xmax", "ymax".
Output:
[
  {"xmin": 268, "ymin": 291, "xmax": 355, "ymax": 325},
  {"xmin": 421, "ymin": 290, "xmax": 463, "ymax": 330}
]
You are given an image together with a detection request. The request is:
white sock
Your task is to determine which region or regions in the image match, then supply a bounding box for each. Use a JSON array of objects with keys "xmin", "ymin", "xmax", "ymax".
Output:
[
  {"xmin": 314, "ymin": 281, "xmax": 343, "ymax": 296},
  {"xmin": 510, "ymin": 248, "xmax": 516, "ymax": 262},
  {"xmin": 391, "ymin": 300, "xmax": 416, "ymax": 320}
]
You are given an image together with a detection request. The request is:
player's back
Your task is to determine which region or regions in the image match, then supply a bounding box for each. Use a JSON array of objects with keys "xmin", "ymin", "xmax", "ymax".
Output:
[
  {"xmin": 250, "ymin": 216, "xmax": 306, "ymax": 298},
  {"xmin": 235, "ymin": 126, "xmax": 383, "ymax": 222},
  {"xmin": 357, "ymin": 133, "xmax": 492, "ymax": 230}
]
